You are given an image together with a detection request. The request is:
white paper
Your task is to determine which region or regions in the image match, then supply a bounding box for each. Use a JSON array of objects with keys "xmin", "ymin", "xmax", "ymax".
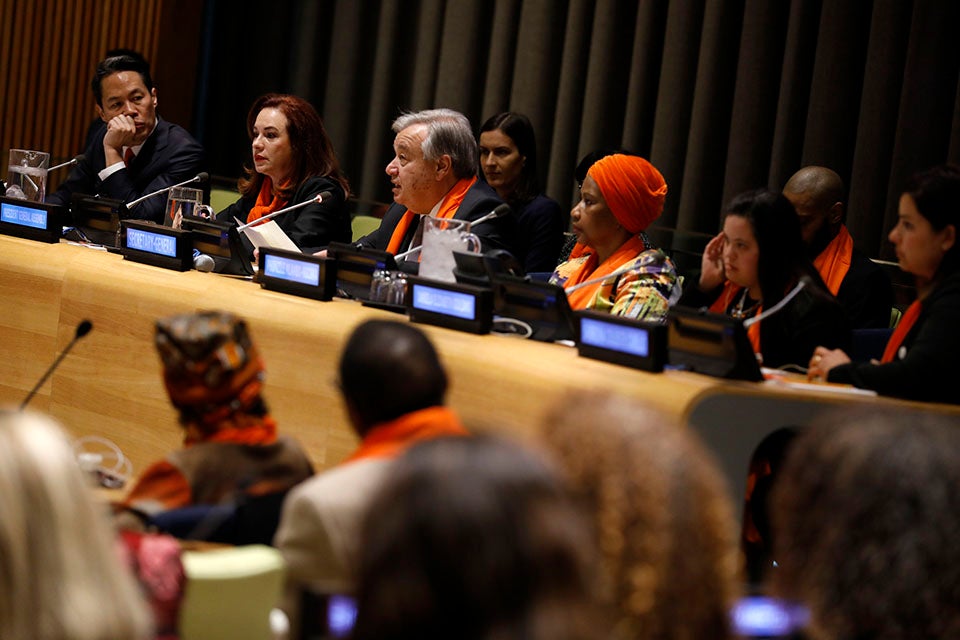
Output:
[{"xmin": 238, "ymin": 218, "xmax": 300, "ymax": 252}]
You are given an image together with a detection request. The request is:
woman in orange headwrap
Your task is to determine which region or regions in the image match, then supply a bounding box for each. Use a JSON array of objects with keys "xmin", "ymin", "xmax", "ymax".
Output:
[{"xmin": 550, "ymin": 154, "xmax": 680, "ymax": 319}]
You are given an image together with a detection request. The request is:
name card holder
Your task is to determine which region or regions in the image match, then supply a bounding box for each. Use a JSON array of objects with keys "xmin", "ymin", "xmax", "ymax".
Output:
[
  {"xmin": 259, "ymin": 248, "xmax": 336, "ymax": 301},
  {"xmin": 121, "ymin": 220, "xmax": 192, "ymax": 271},
  {"xmin": 407, "ymin": 276, "xmax": 493, "ymax": 335},
  {"xmin": 576, "ymin": 310, "xmax": 667, "ymax": 372},
  {"xmin": 0, "ymin": 196, "xmax": 66, "ymax": 243}
]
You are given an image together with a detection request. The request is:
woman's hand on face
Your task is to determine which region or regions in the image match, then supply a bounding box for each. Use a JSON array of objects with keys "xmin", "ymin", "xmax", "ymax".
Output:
[
  {"xmin": 807, "ymin": 346, "xmax": 851, "ymax": 381},
  {"xmin": 699, "ymin": 232, "xmax": 726, "ymax": 291}
]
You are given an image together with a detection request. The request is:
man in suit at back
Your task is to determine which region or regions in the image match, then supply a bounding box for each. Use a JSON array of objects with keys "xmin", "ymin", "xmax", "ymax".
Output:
[
  {"xmin": 47, "ymin": 50, "xmax": 205, "ymax": 224},
  {"xmin": 783, "ymin": 166, "xmax": 893, "ymax": 329}
]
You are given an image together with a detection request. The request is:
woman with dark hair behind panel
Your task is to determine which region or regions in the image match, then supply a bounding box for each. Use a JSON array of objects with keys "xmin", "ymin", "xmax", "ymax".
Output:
[
  {"xmin": 216, "ymin": 93, "xmax": 351, "ymax": 254},
  {"xmin": 351, "ymin": 435, "xmax": 606, "ymax": 640},
  {"xmin": 808, "ymin": 164, "xmax": 960, "ymax": 403},
  {"xmin": 682, "ymin": 188, "xmax": 850, "ymax": 369},
  {"xmin": 479, "ymin": 112, "xmax": 565, "ymax": 272}
]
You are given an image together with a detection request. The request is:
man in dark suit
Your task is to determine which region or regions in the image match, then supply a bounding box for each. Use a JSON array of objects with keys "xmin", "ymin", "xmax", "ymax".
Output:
[
  {"xmin": 783, "ymin": 166, "xmax": 893, "ymax": 329},
  {"xmin": 355, "ymin": 108, "xmax": 515, "ymax": 268},
  {"xmin": 47, "ymin": 51, "xmax": 205, "ymax": 224}
]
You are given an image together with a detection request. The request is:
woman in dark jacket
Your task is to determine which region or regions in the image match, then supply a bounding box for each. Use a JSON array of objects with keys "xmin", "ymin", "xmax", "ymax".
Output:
[
  {"xmin": 809, "ymin": 164, "xmax": 960, "ymax": 404},
  {"xmin": 217, "ymin": 93, "xmax": 351, "ymax": 254},
  {"xmin": 681, "ymin": 188, "xmax": 850, "ymax": 370}
]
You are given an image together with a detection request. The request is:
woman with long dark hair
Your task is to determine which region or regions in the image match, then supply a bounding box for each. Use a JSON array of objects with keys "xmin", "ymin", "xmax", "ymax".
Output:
[
  {"xmin": 479, "ymin": 112, "xmax": 564, "ymax": 272},
  {"xmin": 683, "ymin": 188, "xmax": 850, "ymax": 369},
  {"xmin": 217, "ymin": 93, "xmax": 351, "ymax": 254}
]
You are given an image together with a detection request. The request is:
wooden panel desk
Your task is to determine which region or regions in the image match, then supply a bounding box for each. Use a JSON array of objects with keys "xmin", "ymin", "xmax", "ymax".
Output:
[
  {"xmin": 0, "ymin": 235, "xmax": 718, "ymax": 476},
  {"xmin": 0, "ymin": 235, "xmax": 956, "ymax": 516}
]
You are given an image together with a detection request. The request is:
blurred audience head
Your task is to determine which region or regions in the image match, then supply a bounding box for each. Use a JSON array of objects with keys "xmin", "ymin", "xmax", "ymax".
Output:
[
  {"xmin": 771, "ymin": 408, "xmax": 960, "ymax": 640},
  {"xmin": 0, "ymin": 411, "xmax": 152, "ymax": 640},
  {"xmin": 479, "ymin": 111, "xmax": 540, "ymax": 204},
  {"xmin": 155, "ymin": 310, "xmax": 268, "ymax": 435},
  {"xmin": 338, "ymin": 320, "xmax": 448, "ymax": 433},
  {"xmin": 542, "ymin": 391, "xmax": 741, "ymax": 640},
  {"xmin": 352, "ymin": 435, "xmax": 604, "ymax": 640}
]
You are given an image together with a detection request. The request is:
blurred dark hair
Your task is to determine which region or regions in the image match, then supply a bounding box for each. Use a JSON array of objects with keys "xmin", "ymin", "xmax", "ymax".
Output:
[
  {"xmin": 352, "ymin": 435, "xmax": 605, "ymax": 640},
  {"xmin": 772, "ymin": 408, "xmax": 960, "ymax": 639},
  {"xmin": 479, "ymin": 112, "xmax": 540, "ymax": 204},
  {"xmin": 238, "ymin": 93, "xmax": 350, "ymax": 202},
  {"xmin": 723, "ymin": 188, "xmax": 818, "ymax": 307},
  {"xmin": 903, "ymin": 163, "xmax": 960, "ymax": 277},
  {"xmin": 338, "ymin": 320, "xmax": 447, "ymax": 431},
  {"xmin": 91, "ymin": 50, "xmax": 153, "ymax": 106}
]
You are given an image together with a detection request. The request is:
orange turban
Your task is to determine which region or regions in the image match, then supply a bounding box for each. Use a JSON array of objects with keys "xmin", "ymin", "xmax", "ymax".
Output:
[{"xmin": 587, "ymin": 154, "xmax": 667, "ymax": 234}]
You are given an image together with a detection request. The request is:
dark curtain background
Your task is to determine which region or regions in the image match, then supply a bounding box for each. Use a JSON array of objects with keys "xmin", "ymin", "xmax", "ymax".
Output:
[{"xmin": 197, "ymin": 0, "xmax": 960, "ymax": 261}]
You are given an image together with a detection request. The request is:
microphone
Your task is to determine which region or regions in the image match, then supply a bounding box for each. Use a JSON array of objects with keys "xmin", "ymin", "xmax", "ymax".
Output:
[
  {"xmin": 47, "ymin": 154, "xmax": 85, "ymax": 173},
  {"xmin": 192, "ymin": 249, "xmax": 215, "ymax": 273},
  {"xmin": 20, "ymin": 320, "xmax": 93, "ymax": 410},
  {"xmin": 742, "ymin": 277, "xmax": 810, "ymax": 328},
  {"xmin": 394, "ymin": 205, "xmax": 510, "ymax": 260},
  {"xmin": 235, "ymin": 190, "xmax": 333, "ymax": 231},
  {"xmin": 125, "ymin": 172, "xmax": 209, "ymax": 209},
  {"xmin": 469, "ymin": 203, "xmax": 511, "ymax": 227}
]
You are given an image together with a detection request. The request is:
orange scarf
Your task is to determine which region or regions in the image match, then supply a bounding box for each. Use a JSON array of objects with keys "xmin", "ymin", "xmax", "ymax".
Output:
[
  {"xmin": 385, "ymin": 176, "xmax": 477, "ymax": 254},
  {"xmin": 881, "ymin": 299, "xmax": 921, "ymax": 363},
  {"xmin": 564, "ymin": 236, "xmax": 647, "ymax": 310},
  {"xmin": 246, "ymin": 177, "xmax": 289, "ymax": 224},
  {"xmin": 709, "ymin": 281, "xmax": 762, "ymax": 353},
  {"xmin": 813, "ymin": 225, "xmax": 854, "ymax": 296},
  {"xmin": 183, "ymin": 413, "xmax": 278, "ymax": 447},
  {"xmin": 344, "ymin": 406, "xmax": 467, "ymax": 464}
]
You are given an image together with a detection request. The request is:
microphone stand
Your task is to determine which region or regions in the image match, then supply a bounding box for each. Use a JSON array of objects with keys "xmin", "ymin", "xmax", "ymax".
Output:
[
  {"xmin": 126, "ymin": 173, "xmax": 207, "ymax": 209},
  {"xmin": 20, "ymin": 320, "xmax": 93, "ymax": 410}
]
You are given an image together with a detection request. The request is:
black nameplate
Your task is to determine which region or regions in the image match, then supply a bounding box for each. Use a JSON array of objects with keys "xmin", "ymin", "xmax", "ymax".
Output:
[
  {"xmin": 121, "ymin": 220, "xmax": 192, "ymax": 271},
  {"xmin": 260, "ymin": 248, "xmax": 336, "ymax": 301},
  {"xmin": 576, "ymin": 310, "xmax": 667, "ymax": 372},
  {"xmin": 0, "ymin": 196, "xmax": 65, "ymax": 243},
  {"xmin": 407, "ymin": 276, "xmax": 492, "ymax": 335}
]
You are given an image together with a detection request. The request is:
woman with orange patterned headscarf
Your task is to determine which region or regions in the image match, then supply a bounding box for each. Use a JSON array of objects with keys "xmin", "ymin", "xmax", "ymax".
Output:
[
  {"xmin": 550, "ymin": 154, "xmax": 680, "ymax": 319},
  {"xmin": 115, "ymin": 310, "xmax": 313, "ymax": 531}
]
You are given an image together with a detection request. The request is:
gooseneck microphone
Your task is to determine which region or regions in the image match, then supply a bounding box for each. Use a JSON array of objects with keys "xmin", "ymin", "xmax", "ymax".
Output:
[
  {"xmin": 126, "ymin": 172, "xmax": 209, "ymax": 208},
  {"xmin": 564, "ymin": 261, "xmax": 645, "ymax": 293},
  {"xmin": 469, "ymin": 203, "xmax": 512, "ymax": 227},
  {"xmin": 47, "ymin": 154, "xmax": 85, "ymax": 173},
  {"xmin": 20, "ymin": 320, "xmax": 93, "ymax": 410},
  {"xmin": 742, "ymin": 277, "xmax": 810, "ymax": 328},
  {"xmin": 235, "ymin": 190, "xmax": 333, "ymax": 231}
]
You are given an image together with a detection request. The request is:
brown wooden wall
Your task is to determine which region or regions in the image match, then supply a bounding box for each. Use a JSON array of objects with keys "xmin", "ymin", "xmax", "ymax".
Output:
[{"xmin": 0, "ymin": 0, "xmax": 202, "ymax": 172}]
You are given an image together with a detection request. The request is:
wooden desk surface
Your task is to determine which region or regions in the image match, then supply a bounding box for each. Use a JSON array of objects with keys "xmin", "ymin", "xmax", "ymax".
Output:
[{"xmin": 0, "ymin": 235, "xmax": 720, "ymax": 476}]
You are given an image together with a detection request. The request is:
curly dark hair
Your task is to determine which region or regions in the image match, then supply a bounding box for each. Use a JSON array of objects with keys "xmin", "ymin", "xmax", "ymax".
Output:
[
  {"xmin": 238, "ymin": 93, "xmax": 349, "ymax": 202},
  {"xmin": 352, "ymin": 435, "xmax": 606, "ymax": 640},
  {"xmin": 541, "ymin": 391, "xmax": 741, "ymax": 640},
  {"xmin": 771, "ymin": 408, "xmax": 960, "ymax": 640}
]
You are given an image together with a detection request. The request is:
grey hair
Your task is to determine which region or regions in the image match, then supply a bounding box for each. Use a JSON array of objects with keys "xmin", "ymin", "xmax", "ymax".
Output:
[{"xmin": 392, "ymin": 108, "xmax": 478, "ymax": 178}]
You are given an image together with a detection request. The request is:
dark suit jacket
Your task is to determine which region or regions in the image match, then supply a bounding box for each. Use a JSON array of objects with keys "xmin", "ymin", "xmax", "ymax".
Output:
[
  {"xmin": 835, "ymin": 247, "xmax": 894, "ymax": 329},
  {"xmin": 47, "ymin": 117, "xmax": 205, "ymax": 224},
  {"xmin": 515, "ymin": 194, "xmax": 565, "ymax": 273},
  {"xmin": 829, "ymin": 271, "xmax": 960, "ymax": 404},
  {"xmin": 356, "ymin": 180, "xmax": 514, "ymax": 257},
  {"xmin": 217, "ymin": 176, "xmax": 351, "ymax": 255}
]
